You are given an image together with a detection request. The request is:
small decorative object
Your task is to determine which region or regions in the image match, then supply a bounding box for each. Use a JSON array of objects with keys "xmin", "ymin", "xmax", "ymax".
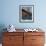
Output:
[
  {"xmin": 24, "ymin": 28, "xmax": 39, "ymax": 32},
  {"xmin": 19, "ymin": 5, "xmax": 34, "ymax": 23},
  {"xmin": 7, "ymin": 24, "xmax": 16, "ymax": 32},
  {"xmin": 24, "ymin": 29, "xmax": 29, "ymax": 32},
  {"xmin": 24, "ymin": 28, "xmax": 33, "ymax": 32}
]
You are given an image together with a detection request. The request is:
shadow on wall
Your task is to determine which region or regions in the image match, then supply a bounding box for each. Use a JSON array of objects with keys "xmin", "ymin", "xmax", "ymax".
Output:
[{"xmin": 0, "ymin": 24, "xmax": 7, "ymax": 43}]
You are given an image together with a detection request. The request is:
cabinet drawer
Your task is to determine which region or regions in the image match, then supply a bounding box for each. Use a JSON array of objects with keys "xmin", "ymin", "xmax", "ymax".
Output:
[
  {"xmin": 32, "ymin": 44, "xmax": 44, "ymax": 46},
  {"xmin": 24, "ymin": 32, "xmax": 44, "ymax": 36},
  {"xmin": 3, "ymin": 32, "xmax": 23, "ymax": 36},
  {"xmin": 32, "ymin": 36, "xmax": 45, "ymax": 44},
  {"xmin": 3, "ymin": 43, "xmax": 23, "ymax": 46}
]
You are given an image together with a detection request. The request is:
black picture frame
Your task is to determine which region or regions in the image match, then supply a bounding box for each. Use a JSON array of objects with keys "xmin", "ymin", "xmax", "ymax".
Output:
[{"xmin": 19, "ymin": 5, "xmax": 34, "ymax": 23}]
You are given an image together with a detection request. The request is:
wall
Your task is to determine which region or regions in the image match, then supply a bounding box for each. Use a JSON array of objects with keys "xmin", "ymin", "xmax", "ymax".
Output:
[
  {"xmin": 0, "ymin": 0, "xmax": 46, "ymax": 44},
  {"xmin": 0, "ymin": 0, "xmax": 46, "ymax": 29}
]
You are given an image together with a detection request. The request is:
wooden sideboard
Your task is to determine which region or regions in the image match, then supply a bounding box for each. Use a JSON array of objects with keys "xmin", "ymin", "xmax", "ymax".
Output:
[{"xmin": 2, "ymin": 30, "xmax": 45, "ymax": 46}]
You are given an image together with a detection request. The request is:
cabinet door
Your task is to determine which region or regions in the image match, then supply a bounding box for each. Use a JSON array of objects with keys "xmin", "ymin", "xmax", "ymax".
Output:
[
  {"xmin": 24, "ymin": 32, "xmax": 45, "ymax": 46},
  {"xmin": 3, "ymin": 33, "xmax": 23, "ymax": 46},
  {"xmin": 32, "ymin": 36, "xmax": 45, "ymax": 46},
  {"xmin": 24, "ymin": 33, "xmax": 32, "ymax": 46}
]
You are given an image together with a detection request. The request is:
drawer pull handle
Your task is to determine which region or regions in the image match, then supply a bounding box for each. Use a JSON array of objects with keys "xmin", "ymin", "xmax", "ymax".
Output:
[{"xmin": 32, "ymin": 39, "xmax": 36, "ymax": 40}]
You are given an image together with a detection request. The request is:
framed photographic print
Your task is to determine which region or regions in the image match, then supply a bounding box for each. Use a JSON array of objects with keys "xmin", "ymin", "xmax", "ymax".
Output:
[{"xmin": 19, "ymin": 5, "xmax": 34, "ymax": 23}]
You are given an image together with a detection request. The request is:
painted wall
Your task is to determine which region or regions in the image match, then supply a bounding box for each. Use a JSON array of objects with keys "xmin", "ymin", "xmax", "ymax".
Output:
[
  {"xmin": 0, "ymin": 0, "xmax": 46, "ymax": 29},
  {"xmin": 0, "ymin": 0, "xmax": 46, "ymax": 43}
]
